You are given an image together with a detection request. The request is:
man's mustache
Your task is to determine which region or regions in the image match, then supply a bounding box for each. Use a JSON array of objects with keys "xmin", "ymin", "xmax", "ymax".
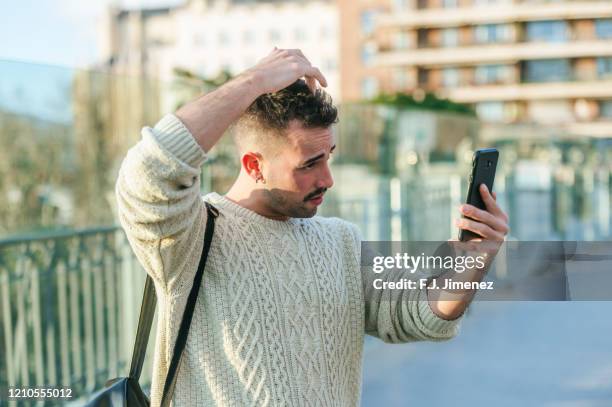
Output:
[{"xmin": 304, "ymin": 188, "xmax": 327, "ymax": 201}]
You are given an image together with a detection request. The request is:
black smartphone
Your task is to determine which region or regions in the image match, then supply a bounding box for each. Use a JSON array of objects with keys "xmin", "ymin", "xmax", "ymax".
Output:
[{"xmin": 459, "ymin": 148, "xmax": 499, "ymax": 241}]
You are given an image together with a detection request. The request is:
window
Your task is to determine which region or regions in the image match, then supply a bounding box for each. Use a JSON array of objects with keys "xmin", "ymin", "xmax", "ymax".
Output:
[
  {"xmin": 394, "ymin": 31, "xmax": 410, "ymax": 50},
  {"xmin": 361, "ymin": 77, "xmax": 379, "ymax": 99},
  {"xmin": 474, "ymin": 24, "xmax": 512, "ymax": 44},
  {"xmin": 442, "ymin": 68, "xmax": 460, "ymax": 87},
  {"xmin": 600, "ymin": 100, "xmax": 612, "ymax": 118},
  {"xmin": 418, "ymin": 68, "xmax": 429, "ymax": 86},
  {"xmin": 526, "ymin": 21, "xmax": 568, "ymax": 42},
  {"xmin": 523, "ymin": 59, "xmax": 570, "ymax": 82},
  {"xmin": 393, "ymin": 68, "xmax": 408, "ymax": 89},
  {"xmin": 361, "ymin": 42, "xmax": 377, "ymax": 66},
  {"xmin": 528, "ymin": 101, "xmax": 572, "ymax": 124},
  {"xmin": 392, "ymin": 0, "xmax": 410, "ymax": 11},
  {"xmin": 595, "ymin": 19, "xmax": 612, "ymax": 39},
  {"xmin": 417, "ymin": 29, "xmax": 429, "ymax": 48},
  {"xmin": 361, "ymin": 10, "xmax": 376, "ymax": 36},
  {"xmin": 475, "ymin": 64, "xmax": 512, "ymax": 85},
  {"xmin": 597, "ymin": 57, "xmax": 612, "ymax": 79},
  {"xmin": 441, "ymin": 28, "xmax": 459, "ymax": 47},
  {"xmin": 477, "ymin": 102, "xmax": 505, "ymax": 122},
  {"xmin": 443, "ymin": 0, "xmax": 458, "ymax": 8}
]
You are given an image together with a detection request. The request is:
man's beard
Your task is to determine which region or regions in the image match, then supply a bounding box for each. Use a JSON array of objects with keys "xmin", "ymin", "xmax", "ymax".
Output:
[{"xmin": 263, "ymin": 187, "xmax": 327, "ymax": 219}]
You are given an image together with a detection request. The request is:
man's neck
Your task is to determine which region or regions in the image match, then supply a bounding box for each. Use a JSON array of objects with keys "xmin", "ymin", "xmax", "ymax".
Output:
[{"xmin": 225, "ymin": 177, "xmax": 289, "ymax": 221}]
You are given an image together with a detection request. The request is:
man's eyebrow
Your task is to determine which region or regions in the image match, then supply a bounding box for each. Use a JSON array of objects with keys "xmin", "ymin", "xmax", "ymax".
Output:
[{"xmin": 300, "ymin": 145, "xmax": 336, "ymax": 167}]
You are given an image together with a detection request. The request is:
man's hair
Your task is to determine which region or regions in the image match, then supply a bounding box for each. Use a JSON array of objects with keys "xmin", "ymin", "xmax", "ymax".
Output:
[{"xmin": 234, "ymin": 79, "xmax": 338, "ymax": 154}]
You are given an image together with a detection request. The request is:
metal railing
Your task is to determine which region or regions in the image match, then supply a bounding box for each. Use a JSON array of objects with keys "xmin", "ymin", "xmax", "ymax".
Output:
[
  {"xmin": 0, "ymin": 227, "xmax": 151, "ymax": 405},
  {"xmin": 322, "ymin": 165, "xmax": 610, "ymax": 242},
  {"xmin": 0, "ymin": 165, "xmax": 609, "ymax": 407}
]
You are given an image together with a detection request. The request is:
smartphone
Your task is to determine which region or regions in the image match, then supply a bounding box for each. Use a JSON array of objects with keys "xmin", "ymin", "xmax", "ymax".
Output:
[{"xmin": 459, "ymin": 148, "xmax": 499, "ymax": 241}]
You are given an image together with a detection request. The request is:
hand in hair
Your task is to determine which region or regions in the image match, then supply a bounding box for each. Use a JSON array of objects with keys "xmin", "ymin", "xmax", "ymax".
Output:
[
  {"xmin": 245, "ymin": 48, "xmax": 328, "ymax": 95},
  {"xmin": 174, "ymin": 48, "xmax": 328, "ymax": 152}
]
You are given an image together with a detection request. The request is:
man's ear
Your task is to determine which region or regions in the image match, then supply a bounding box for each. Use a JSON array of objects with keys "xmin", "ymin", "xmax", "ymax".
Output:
[{"xmin": 241, "ymin": 151, "xmax": 263, "ymax": 181}]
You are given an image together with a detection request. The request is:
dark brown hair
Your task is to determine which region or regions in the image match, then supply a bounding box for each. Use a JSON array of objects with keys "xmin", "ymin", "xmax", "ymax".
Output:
[{"xmin": 234, "ymin": 79, "xmax": 338, "ymax": 152}]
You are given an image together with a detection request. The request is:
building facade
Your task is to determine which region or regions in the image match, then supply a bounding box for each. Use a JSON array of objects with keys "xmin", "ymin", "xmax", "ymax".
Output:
[
  {"xmin": 98, "ymin": 0, "xmax": 340, "ymax": 114},
  {"xmin": 341, "ymin": 0, "xmax": 612, "ymax": 137},
  {"xmin": 338, "ymin": 0, "xmax": 392, "ymax": 101}
]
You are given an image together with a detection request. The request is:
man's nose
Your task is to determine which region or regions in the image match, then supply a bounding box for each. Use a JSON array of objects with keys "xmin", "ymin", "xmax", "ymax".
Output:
[{"xmin": 318, "ymin": 164, "xmax": 334, "ymax": 190}]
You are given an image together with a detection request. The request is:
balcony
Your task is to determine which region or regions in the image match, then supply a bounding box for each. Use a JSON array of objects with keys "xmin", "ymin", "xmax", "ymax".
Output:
[
  {"xmin": 378, "ymin": 1, "xmax": 612, "ymax": 29},
  {"xmin": 375, "ymin": 40, "xmax": 612, "ymax": 67},
  {"xmin": 439, "ymin": 80, "xmax": 612, "ymax": 103},
  {"xmin": 566, "ymin": 120, "xmax": 612, "ymax": 137}
]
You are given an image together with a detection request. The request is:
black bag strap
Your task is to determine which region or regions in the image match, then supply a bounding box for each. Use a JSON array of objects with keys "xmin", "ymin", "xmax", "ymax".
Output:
[
  {"xmin": 160, "ymin": 202, "xmax": 219, "ymax": 407},
  {"xmin": 126, "ymin": 202, "xmax": 219, "ymax": 406},
  {"xmin": 128, "ymin": 273, "xmax": 157, "ymax": 381}
]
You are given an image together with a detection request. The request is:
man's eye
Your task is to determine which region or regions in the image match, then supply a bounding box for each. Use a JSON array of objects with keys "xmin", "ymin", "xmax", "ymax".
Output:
[{"xmin": 303, "ymin": 162, "xmax": 316, "ymax": 169}]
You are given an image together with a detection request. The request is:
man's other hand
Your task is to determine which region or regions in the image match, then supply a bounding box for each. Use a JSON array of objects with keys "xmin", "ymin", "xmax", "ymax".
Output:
[{"xmin": 455, "ymin": 184, "xmax": 509, "ymax": 241}]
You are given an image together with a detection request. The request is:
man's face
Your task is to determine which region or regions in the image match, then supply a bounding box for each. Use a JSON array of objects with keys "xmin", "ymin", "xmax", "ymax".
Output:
[{"xmin": 260, "ymin": 121, "xmax": 335, "ymax": 219}]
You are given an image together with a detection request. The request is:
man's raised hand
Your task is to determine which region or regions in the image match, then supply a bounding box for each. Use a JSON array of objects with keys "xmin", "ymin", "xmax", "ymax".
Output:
[
  {"xmin": 174, "ymin": 48, "xmax": 328, "ymax": 153},
  {"xmin": 245, "ymin": 48, "xmax": 328, "ymax": 95}
]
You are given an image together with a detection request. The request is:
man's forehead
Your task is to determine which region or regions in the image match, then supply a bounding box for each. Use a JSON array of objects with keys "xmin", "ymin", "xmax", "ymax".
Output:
[{"xmin": 285, "ymin": 122, "xmax": 335, "ymax": 152}]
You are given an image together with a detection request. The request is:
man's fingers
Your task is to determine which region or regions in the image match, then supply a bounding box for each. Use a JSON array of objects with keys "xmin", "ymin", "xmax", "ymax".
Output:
[
  {"xmin": 282, "ymin": 51, "xmax": 327, "ymax": 88},
  {"xmin": 455, "ymin": 218, "xmax": 504, "ymax": 241},
  {"xmin": 287, "ymin": 48, "xmax": 307, "ymax": 60},
  {"xmin": 305, "ymin": 66, "xmax": 327, "ymax": 88},
  {"xmin": 285, "ymin": 50, "xmax": 326, "ymax": 87},
  {"xmin": 305, "ymin": 76, "xmax": 317, "ymax": 93},
  {"xmin": 460, "ymin": 204, "xmax": 509, "ymax": 234},
  {"xmin": 252, "ymin": 48, "xmax": 327, "ymax": 94},
  {"xmin": 479, "ymin": 184, "xmax": 507, "ymax": 220}
]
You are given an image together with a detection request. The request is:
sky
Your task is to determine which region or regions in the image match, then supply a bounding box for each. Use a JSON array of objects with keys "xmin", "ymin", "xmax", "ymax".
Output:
[
  {"xmin": 0, "ymin": 0, "xmax": 184, "ymax": 122},
  {"xmin": 0, "ymin": 0, "xmax": 184, "ymax": 67}
]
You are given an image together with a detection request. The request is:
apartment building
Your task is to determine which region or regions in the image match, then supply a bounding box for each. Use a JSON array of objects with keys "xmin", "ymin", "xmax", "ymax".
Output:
[
  {"xmin": 338, "ymin": 0, "xmax": 391, "ymax": 101},
  {"xmin": 342, "ymin": 0, "xmax": 612, "ymax": 137},
  {"xmin": 98, "ymin": 0, "xmax": 340, "ymax": 113}
]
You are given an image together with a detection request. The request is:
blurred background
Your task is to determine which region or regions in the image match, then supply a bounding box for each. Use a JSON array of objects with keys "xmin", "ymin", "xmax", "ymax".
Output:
[{"xmin": 0, "ymin": 0, "xmax": 611, "ymax": 405}]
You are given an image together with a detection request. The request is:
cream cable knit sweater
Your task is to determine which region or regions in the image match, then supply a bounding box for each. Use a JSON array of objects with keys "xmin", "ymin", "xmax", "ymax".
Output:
[{"xmin": 115, "ymin": 114, "xmax": 462, "ymax": 407}]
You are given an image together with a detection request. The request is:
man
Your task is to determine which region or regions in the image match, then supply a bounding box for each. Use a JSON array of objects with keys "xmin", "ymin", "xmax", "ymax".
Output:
[{"xmin": 116, "ymin": 48, "xmax": 509, "ymax": 406}]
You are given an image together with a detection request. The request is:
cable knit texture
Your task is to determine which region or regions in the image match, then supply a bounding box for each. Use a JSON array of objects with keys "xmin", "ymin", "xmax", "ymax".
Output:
[{"xmin": 115, "ymin": 114, "xmax": 462, "ymax": 407}]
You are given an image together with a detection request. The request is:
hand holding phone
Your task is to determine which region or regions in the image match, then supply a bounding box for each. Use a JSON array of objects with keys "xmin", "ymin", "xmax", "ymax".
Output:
[{"xmin": 458, "ymin": 148, "xmax": 500, "ymax": 241}]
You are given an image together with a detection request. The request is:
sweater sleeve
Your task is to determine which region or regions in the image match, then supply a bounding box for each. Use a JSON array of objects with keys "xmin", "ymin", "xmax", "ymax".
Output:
[
  {"xmin": 115, "ymin": 114, "xmax": 208, "ymax": 293},
  {"xmin": 345, "ymin": 222, "xmax": 462, "ymax": 343}
]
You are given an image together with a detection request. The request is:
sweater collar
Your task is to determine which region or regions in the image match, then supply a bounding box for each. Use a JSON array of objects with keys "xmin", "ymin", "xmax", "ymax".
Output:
[{"xmin": 204, "ymin": 192, "xmax": 305, "ymax": 230}]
